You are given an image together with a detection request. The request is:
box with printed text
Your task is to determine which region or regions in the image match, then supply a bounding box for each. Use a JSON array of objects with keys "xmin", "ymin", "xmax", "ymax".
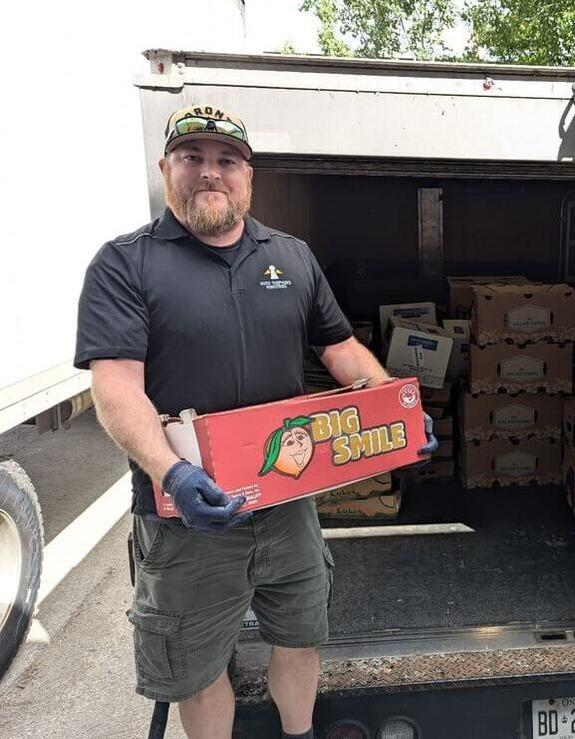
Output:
[
  {"xmin": 472, "ymin": 283, "xmax": 575, "ymax": 345},
  {"xmin": 153, "ymin": 379, "xmax": 428, "ymax": 517},
  {"xmin": 469, "ymin": 343, "xmax": 572, "ymax": 395},
  {"xmin": 379, "ymin": 302, "xmax": 437, "ymax": 345},
  {"xmin": 460, "ymin": 438, "xmax": 562, "ymax": 488},
  {"xmin": 385, "ymin": 320, "xmax": 453, "ymax": 389},
  {"xmin": 460, "ymin": 392, "xmax": 563, "ymax": 442}
]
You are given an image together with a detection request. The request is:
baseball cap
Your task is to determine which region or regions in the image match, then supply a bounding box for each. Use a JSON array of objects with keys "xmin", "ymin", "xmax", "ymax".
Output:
[{"xmin": 163, "ymin": 105, "xmax": 252, "ymax": 160}]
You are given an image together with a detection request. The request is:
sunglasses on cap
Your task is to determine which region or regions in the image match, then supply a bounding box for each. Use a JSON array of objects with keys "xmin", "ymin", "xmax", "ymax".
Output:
[{"xmin": 171, "ymin": 115, "xmax": 247, "ymax": 142}]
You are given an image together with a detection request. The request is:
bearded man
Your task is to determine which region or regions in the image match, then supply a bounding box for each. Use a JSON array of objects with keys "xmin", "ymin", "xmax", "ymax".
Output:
[{"xmin": 74, "ymin": 104, "xmax": 437, "ymax": 739}]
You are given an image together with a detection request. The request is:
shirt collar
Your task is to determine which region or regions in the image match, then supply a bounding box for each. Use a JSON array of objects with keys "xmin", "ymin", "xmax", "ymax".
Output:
[
  {"xmin": 152, "ymin": 208, "xmax": 191, "ymax": 241},
  {"xmin": 153, "ymin": 208, "xmax": 272, "ymax": 246}
]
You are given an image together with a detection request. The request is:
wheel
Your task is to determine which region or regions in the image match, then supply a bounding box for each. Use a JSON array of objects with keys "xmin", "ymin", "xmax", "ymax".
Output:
[{"xmin": 0, "ymin": 459, "xmax": 43, "ymax": 680}]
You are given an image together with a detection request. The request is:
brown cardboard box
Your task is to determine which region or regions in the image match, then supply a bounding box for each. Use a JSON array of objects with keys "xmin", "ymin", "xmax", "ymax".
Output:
[
  {"xmin": 460, "ymin": 393, "xmax": 563, "ymax": 441},
  {"xmin": 437, "ymin": 439, "xmax": 454, "ymax": 459},
  {"xmin": 425, "ymin": 406, "xmax": 447, "ymax": 420},
  {"xmin": 314, "ymin": 474, "xmax": 393, "ymax": 505},
  {"xmin": 563, "ymin": 396, "xmax": 575, "ymax": 449},
  {"xmin": 316, "ymin": 489, "xmax": 402, "ymax": 520},
  {"xmin": 460, "ymin": 438, "xmax": 562, "ymax": 488},
  {"xmin": 443, "ymin": 320, "xmax": 471, "ymax": 380},
  {"xmin": 472, "ymin": 283, "xmax": 575, "ymax": 345},
  {"xmin": 414, "ymin": 459, "xmax": 455, "ymax": 483},
  {"xmin": 469, "ymin": 343, "xmax": 573, "ymax": 395},
  {"xmin": 563, "ymin": 445, "xmax": 575, "ymax": 512},
  {"xmin": 434, "ymin": 416, "xmax": 453, "ymax": 438},
  {"xmin": 448, "ymin": 276, "xmax": 528, "ymax": 319},
  {"xmin": 421, "ymin": 382, "xmax": 452, "ymax": 406}
]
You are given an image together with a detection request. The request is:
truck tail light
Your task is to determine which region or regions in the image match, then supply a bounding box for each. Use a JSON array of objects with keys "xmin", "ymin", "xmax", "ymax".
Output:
[
  {"xmin": 324, "ymin": 720, "xmax": 369, "ymax": 739},
  {"xmin": 377, "ymin": 717, "xmax": 419, "ymax": 739}
]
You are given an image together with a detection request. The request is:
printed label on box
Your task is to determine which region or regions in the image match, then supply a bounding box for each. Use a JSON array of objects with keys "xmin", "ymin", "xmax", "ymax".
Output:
[
  {"xmin": 413, "ymin": 345, "xmax": 425, "ymax": 367},
  {"xmin": 408, "ymin": 336, "xmax": 439, "ymax": 352},
  {"xmin": 492, "ymin": 404, "xmax": 536, "ymax": 430},
  {"xmin": 494, "ymin": 452, "xmax": 537, "ymax": 477},
  {"xmin": 500, "ymin": 356, "xmax": 545, "ymax": 380},
  {"xmin": 505, "ymin": 305, "xmax": 551, "ymax": 333}
]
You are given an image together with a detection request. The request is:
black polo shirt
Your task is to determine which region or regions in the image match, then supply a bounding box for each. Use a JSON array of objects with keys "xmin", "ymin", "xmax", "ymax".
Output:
[{"xmin": 74, "ymin": 208, "xmax": 353, "ymax": 515}]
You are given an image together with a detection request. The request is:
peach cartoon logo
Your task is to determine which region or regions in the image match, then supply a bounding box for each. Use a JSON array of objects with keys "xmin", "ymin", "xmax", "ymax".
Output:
[{"xmin": 259, "ymin": 416, "xmax": 315, "ymax": 478}]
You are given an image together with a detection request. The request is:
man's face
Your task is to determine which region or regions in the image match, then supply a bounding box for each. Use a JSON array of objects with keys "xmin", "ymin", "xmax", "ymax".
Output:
[{"xmin": 159, "ymin": 139, "xmax": 253, "ymax": 238}]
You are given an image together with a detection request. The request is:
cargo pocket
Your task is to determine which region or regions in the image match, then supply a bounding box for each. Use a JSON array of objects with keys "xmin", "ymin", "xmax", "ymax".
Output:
[
  {"xmin": 322, "ymin": 542, "xmax": 335, "ymax": 610},
  {"xmin": 127, "ymin": 607, "xmax": 186, "ymax": 681}
]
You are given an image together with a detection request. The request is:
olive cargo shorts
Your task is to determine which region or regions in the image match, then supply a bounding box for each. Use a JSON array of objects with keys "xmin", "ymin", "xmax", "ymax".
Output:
[{"xmin": 127, "ymin": 497, "xmax": 334, "ymax": 702}]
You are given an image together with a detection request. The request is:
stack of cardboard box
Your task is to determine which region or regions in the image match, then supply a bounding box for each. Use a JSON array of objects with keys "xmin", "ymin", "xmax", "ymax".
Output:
[
  {"xmin": 417, "ymin": 383, "xmax": 455, "ymax": 481},
  {"xmin": 459, "ymin": 282, "xmax": 575, "ymax": 489},
  {"xmin": 380, "ymin": 302, "xmax": 459, "ymax": 481}
]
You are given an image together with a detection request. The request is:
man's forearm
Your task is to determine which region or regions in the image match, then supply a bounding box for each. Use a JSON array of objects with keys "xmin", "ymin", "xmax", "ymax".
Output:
[
  {"xmin": 92, "ymin": 380, "xmax": 179, "ymax": 485},
  {"xmin": 319, "ymin": 337, "xmax": 391, "ymax": 388}
]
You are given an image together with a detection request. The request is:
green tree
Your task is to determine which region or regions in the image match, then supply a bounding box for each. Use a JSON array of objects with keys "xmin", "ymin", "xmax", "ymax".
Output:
[
  {"xmin": 300, "ymin": 0, "xmax": 458, "ymax": 60},
  {"xmin": 463, "ymin": 0, "xmax": 575, "ymax": 66}
]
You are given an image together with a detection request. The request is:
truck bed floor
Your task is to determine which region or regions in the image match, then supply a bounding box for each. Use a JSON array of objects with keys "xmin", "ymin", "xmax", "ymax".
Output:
[{"xmin": 326, "ymin": 481, "xmax": 575, "ymax": 635}]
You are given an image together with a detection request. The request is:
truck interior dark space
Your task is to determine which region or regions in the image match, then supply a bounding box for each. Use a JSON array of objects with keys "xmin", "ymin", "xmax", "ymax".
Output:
[{"xmin": 250, "ymin": 169, "xmax": 575, "ymax": 639}]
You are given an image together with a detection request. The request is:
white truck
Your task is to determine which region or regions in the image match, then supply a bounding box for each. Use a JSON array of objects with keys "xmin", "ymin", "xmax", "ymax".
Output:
[
  {"xmin": 134, "ymin": 49, "xmax": 575, "ymax": 739},
  {"xmin": 4, "ymin": 24, "xmax": 575, "ymax": 739}
]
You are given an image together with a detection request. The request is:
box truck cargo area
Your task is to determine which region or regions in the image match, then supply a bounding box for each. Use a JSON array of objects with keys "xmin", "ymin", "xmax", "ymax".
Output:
[{"xmin": 134, "ymin": 51, "xmax": 575, "ymax": 739}]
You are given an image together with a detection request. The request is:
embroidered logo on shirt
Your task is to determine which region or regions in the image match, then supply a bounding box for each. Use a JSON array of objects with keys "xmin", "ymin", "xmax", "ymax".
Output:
[{"xmin": 260, "ymin": 264, "xmax": 293, "ymax": 290}]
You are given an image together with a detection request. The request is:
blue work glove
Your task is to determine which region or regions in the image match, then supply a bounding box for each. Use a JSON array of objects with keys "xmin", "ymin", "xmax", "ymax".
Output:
[
  {"xmin": 162, "ymin": 460, "xmax": 252, "ymax": 533},
  {"xmin": 418, "ymin": 412, "xmax": 439, "ymax": 457}
]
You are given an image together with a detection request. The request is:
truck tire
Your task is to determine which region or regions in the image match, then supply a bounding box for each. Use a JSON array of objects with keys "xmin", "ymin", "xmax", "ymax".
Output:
[{"xmin": 0, "ymin": 460, "xmax": 43, "ymax": 680}]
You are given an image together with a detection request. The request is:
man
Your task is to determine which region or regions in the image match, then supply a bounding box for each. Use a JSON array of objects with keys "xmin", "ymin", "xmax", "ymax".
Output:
[{"xmin": 74, "ymin": 104, "xmax": 437, "ymax": 739}]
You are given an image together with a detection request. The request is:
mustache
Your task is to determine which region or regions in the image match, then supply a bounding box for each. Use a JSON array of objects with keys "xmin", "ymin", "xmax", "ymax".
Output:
[{"xmin": 192, "ymin": 185, "xmax": 229, "ymax": 195}]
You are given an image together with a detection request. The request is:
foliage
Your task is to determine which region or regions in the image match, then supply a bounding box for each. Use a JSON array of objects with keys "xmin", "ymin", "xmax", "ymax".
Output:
[
  {"xmin": 300, "ymin": 0, "xmax": 457, "ymax": 60},
  {"xmin": 463, "ymin": 0, "xmax": 575, "ymax": 66},
  {"xmin": 301, "ymin": 0, "xmax": 575, "ymax": 66}
]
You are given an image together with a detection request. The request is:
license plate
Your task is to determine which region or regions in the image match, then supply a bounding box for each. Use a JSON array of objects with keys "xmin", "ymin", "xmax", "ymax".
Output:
[{"xmin": 533, "ymin": 698, "xmax": 575, "ymax": 738}]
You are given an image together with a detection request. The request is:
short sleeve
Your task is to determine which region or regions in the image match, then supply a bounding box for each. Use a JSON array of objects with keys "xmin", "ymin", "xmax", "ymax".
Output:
[
  {"xmin": 306, "ymin": 249, "xmax": 353, "ymax": 347},
  {"xmin": 74, "ymin": 242, "xmax": 149, "ymax": 370}
]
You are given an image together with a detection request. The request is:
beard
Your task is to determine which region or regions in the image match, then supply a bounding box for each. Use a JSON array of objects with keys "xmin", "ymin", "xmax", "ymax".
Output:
[{"xmin": 165, "ymin": 179, "xmax": 252, "ymax": 238}]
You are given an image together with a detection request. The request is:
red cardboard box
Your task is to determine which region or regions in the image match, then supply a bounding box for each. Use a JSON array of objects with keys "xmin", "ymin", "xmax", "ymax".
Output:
[{"xmin": 153, "ymin": 379, "xmax": 427, "ymax": 516}]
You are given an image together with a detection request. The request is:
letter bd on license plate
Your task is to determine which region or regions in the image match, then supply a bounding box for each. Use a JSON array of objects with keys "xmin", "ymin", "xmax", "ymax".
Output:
[{"xmin": 533, "ymin": 698, "xmax": 575, "ymax": 738}]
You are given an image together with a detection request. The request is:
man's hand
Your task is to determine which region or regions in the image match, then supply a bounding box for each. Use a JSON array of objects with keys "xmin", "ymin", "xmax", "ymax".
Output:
[
  {"xmin": 418, "ymin": 412, "xmax": 439, "ymax": 457},
  {"xmin": 162, "ymin": 460, "xmax": 252, "ymax": 532}
]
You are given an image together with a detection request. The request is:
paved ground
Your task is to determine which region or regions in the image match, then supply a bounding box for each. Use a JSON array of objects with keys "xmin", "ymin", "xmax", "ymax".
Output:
[{"xmin": 0, "ymin": 411, "xmax": 187, "ymax": 738}]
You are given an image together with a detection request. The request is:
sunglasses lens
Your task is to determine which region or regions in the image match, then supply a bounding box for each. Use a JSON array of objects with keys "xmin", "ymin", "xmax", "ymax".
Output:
[
  {"xmin": 173, "ymin": 116, "xmax": 246, "ymax": 141},
  {"xmin": 174, "ymin": 118, "xmax": 208, "ymax": 134},
  {"xmin": 212, "ymin": 120, "xmax": 246, "ymax": 140}
]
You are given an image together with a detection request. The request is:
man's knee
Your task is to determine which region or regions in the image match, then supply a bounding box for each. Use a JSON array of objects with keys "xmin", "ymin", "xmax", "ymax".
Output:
[{"xmin": 178, "ymin": 670, "xmax": 230, "ymax": 709}]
